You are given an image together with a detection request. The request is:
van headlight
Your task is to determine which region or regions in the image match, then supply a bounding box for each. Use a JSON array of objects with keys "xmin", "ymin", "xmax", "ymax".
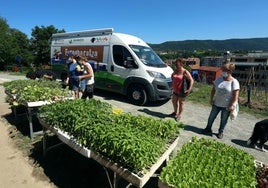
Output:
[{"xmin": 147, "ymin": 70, "xmax": 166, "ymax": 79}]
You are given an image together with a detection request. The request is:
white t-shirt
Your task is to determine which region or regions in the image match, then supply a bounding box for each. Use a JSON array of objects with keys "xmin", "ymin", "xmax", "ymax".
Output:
[
  {"xmin": 213, "ymin": 77, "xmax": 240, "ymax": 108},
  {"xmin": 84, "ymin": 62, "xmax": 94, "ymax": 85}
]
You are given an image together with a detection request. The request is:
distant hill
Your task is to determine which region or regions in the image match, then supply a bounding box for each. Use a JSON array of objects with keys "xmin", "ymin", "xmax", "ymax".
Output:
[{"xmin": 149, "ymin": 37, "xmax": 268, "ymax": 51}]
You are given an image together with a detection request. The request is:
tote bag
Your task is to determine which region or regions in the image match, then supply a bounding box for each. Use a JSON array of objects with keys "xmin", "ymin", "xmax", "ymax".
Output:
[
  {"xmin": 230, "ymin": 80, "xmax": 239, "ymax": 120},
  {"xmin": 230, "ymin": 102, "xmax": 239, "ymax": 120}
]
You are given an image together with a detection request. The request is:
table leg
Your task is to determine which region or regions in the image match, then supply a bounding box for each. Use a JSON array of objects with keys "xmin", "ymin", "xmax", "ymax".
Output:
[
  {"xmin": 43, "ymin": 127, "xmax": 47, "ymax": 157},
  {"xmin": 28, "ymin": 107, "xmax": 34, "ymax": 140}
]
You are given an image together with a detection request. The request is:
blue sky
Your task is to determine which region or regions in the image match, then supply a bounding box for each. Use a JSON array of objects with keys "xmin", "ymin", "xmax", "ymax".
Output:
[{"xmin": 1, "ymin": 0, "xmax": 267, "ymax": 44}]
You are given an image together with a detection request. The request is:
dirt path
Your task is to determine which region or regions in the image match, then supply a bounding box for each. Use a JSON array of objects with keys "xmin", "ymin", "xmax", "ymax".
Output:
[{"xmin": 0, "ymin": 85, "xmax": 55, "ymax": 188}]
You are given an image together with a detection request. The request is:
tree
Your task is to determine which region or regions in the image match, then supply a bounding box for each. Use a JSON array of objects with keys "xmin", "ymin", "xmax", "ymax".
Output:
[
  {"xmin": 0, "ymin": 17, "xmax": 12, "ymax": 70},
  {"xmin": 9, "ymin": 28, "xmax": 33, "ymax": 66},
  {"xmin": 30, "ymin": 25, "xmax": 65, "ymax": 66},
  {"xmin": 0, "ymin": 17, "xmax": 32, "ymax": 70}
]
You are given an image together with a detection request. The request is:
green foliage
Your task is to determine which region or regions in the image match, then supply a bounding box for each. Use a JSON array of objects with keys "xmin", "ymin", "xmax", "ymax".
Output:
[
  {"xmin": 0, "ymin": 17, "xmax": 65, "ymax": 70},
  {"xmin": 30, "ymin": 25, "xmax": 65, "ymax": 66},
  {"xmin": 159, "ymin": 137, "xmax": 257, "ymax": 188},
  {"xmin": 186, "ymin": 82, "xmax": 268, "ymax": 118},
  {"xmin": 0, "ymin": 17, "xmax": 33, "ymax": 68},
  {"xmin": 3, "ymin": 79, "xmax": 69, "ymax": 104},
  {"xmin": 186, "ymin": 82, "xmax": 212, "ymax": 105},
  {"xmin": 9, "ymin": 29, "xmax": 33, "ymax": 65},
  {"xmin": 159, "ymin": 50, "xmax": 223, "ymax": 60},
  {"xmin": 38, "ymin": 99, "xmax": 183, "ymax": 173},
  {"xmin": 150, "ymin": 38, "xmax": 268, "ymax": 52}
]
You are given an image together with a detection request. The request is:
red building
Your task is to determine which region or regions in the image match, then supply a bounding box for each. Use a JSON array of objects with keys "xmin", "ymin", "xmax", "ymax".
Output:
[{"xmin": 197, "ymin": 66, "xmax": 222, "ymax": 84}]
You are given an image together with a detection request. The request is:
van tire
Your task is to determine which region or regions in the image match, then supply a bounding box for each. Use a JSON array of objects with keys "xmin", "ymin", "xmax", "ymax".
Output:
[{"xmin": 127, "ymin": 85, "xmax": 147, "ymax": 106}]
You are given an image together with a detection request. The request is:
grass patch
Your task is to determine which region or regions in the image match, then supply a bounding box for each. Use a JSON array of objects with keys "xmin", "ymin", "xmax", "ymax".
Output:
[{"xmin": 188, "ymin": 82, "xmax": 268, "ymax": 118}]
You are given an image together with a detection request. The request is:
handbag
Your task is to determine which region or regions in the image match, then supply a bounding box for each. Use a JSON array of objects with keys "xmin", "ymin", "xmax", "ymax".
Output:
[
  {"xmin": 230, "ymin": 102, "xmax": 239, "ymax": 120},
  {"xmin": 182, "ymin": 71, "xmax": 191, "ymax": 94},
  {"xmin": 230, "ymin": 80, "xmax": 239, "ymax": 120}
]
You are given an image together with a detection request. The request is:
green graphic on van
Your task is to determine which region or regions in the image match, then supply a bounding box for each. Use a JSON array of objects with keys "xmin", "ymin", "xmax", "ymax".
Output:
[{"xmin": 95, "ymin": 72, "xmax": 125, "ymax": 85}]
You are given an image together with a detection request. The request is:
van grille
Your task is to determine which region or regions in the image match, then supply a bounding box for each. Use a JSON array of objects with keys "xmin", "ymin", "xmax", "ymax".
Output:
[{"xmin": 168, "ymin": 81, "xmax": 173, "ymax": 89}]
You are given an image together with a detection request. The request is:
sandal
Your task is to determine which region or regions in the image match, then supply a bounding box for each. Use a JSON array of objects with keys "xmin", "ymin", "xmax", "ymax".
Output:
[
  {"xmin": 175, "ymin": 114, "xmax": 181, "ymax": 121},
  {"xmin": 168, "ymin": 112, "xmax": 176, "ymax": 117}
]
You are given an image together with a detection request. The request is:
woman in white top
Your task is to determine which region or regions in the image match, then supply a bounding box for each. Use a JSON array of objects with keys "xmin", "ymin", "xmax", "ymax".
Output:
[
  {"xmin": 77, "ymin": 56, "xmax": 95, "ymax": 99},
  {"xmin": 203, "ymin": 63, "xmax": 240, "ymax": 139}
]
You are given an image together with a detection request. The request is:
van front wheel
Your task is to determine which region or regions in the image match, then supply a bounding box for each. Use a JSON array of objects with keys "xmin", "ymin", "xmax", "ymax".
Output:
[{"xmin": 128, "ymin": 85, "xmax": 147, "ymax": 106}]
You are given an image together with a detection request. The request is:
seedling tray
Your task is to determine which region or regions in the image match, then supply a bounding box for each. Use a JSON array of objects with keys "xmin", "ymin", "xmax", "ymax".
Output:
[{"xmin": 39, "ymin": 118, "xmax": 180, "ymax": 187}]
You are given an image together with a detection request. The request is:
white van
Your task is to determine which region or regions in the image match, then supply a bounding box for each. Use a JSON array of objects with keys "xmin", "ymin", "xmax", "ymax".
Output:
[{"xmin": 51, "ymin": 28, "xmax": 173, "ymax": 105}]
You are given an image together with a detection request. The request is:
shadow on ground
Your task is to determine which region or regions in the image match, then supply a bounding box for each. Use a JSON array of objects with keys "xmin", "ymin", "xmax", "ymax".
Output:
[
  {"xmin": 137, "ymin": 108, "xmax": 168, "ymax": 119},
  {"xmin": 2, "ymin": 106, "xmax": 42, "ymax": 139},
  {"xmin": 29, "ymin": 136, "xmax": 159, "ymax": 188},
  {"xmin": 231, "ymin": 139, "xmax": 268, "ymax": 151},
  {"xmin": 95, "ymin": 89, "xmax": 170, "ymax": 107},
  {"xmin": 183, "ymin": 124, "xmax": 204, "ymax": 134}
]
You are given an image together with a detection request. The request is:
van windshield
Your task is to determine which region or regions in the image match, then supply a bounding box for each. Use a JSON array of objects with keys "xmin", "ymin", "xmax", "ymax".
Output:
[{"xmin": 129, "ymin": 45, "xmax": 166, "ymax": 68}]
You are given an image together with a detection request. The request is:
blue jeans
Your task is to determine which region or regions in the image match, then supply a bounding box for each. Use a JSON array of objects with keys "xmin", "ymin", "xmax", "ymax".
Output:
[
  {"xmin": 206, "ymin": 104, "xmax": 230, "ymax": 133},
  {"xmin": 80, "ymin": 79, "xmax": 86, "ymax": 91}
]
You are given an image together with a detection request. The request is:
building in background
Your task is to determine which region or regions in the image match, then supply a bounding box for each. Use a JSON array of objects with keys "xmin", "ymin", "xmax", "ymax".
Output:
[
  {"xmin": 166, "ymin": 51, "xmax": 268, "ymax": 86},
  {"xmin": 201, "ymin": 56, "xmax": 225, "ymax": 67},
  {"xmin": 196, "ymin": 66, "xmax": 222, "ymax": 84},
  {"xmin": 202, "ymin": 51, "xmax": 268, "ymax": 87},
  {"xmin": 230, "ymin": 52, "xmax": 268, "ymax": 68},
  {"xmin": 230, "ymin": 52, "xmax": 268, "ymax": 87}
]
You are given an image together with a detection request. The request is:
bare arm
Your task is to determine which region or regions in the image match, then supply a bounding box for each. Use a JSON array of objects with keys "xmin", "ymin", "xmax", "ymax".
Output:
[
  {"xmin": 229, "ymin": 89, "xmax": 239, "ymax": 111},
  {"xmin": 79, "ymin": 64, "xmax": 94, "ymax": 79},
  {"xmin": 210, "ymin": 86, "xmax": 216, "ymax": 105},
  {"xmin": 171, "ymin": 70, "xmax": 176, "ymax": 81},
  {"xmin": 185, "ymin": 70, "xmax": 194, "ymax": 91}
]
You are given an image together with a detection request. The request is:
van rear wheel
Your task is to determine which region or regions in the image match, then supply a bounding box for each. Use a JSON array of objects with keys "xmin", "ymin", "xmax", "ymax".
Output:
[{"xmin": 128, "ymin": 85, "xmax": 147, "ymax": 106}]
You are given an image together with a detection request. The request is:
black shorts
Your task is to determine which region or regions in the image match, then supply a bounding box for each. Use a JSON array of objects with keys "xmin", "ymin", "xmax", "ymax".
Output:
[
  {"xmin": 81, "ymin": 84, "xmax": 94, "ymax": 99},
  {"xmin": 173, "ymin": 92, "xmax": 187, "ymax": 98}
]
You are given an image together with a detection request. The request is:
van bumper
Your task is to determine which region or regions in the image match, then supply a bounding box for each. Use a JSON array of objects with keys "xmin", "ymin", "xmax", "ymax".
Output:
[{"xmin": 150, "ymin": 78, "xmax": 173, "ymax": 101}]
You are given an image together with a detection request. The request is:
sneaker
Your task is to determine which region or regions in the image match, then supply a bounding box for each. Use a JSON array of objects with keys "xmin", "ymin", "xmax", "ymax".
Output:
[
  {"xmin": 247, "ymin": 139, "xmax": 252, "ymax": 146},
  {"xmin": 217, "ymin": 132, "xmax": 223, "ymax": 139}
]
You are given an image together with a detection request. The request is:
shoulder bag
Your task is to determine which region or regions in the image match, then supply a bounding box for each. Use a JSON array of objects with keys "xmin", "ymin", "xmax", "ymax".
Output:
[
  {"xmin": 230, "ymin": 80, "xmax": 239, "ymax": 120},
  {"xmin": 182, "ymin": 70, "xmax": 191, "ymax": 94}
]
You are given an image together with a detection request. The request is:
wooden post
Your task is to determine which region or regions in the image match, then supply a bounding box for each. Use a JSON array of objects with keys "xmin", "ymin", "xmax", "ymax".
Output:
[{"xmin": 247, "ymin": 84, "xmax": 252, "ymax": 106}]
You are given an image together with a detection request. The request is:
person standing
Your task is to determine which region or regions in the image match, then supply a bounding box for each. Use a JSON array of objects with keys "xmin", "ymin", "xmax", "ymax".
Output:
[
  {"xmin": 77, "ymin": 56, "xmax": 95, "ymax": 99},
  {"xmin": 202, "ymin": 63, "xmax": 240, "ymax": 139},
  {"xmin": 66, "ymin": 54, "xmax": 80, "ymax": 98},
  {"xmin": 170, "ymin": 58, "xmax": 194, "ymax": 121},
  {"xmin": 76, "ymin": 61, "xmax": 86, "ymax": 96}
]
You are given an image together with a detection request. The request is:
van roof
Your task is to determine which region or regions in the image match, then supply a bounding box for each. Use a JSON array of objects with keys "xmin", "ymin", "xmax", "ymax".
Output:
[
  {"xmin": 112, "ymin": 33, "xmax": 148, "ymax": 46},
  {"xmin": 51, "ymin": 28, "xmax": 149, "ymax": 47},
  {"xmin": 52, "ymin": 28, "xmax": 114, "ymax": 38}
]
